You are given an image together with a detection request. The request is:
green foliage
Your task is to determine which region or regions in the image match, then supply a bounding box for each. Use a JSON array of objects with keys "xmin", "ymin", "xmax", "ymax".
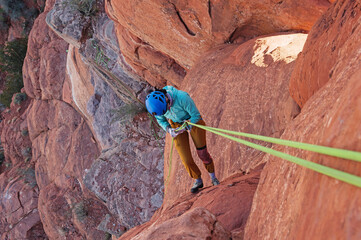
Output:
[
  {"xmin": 91, "ymin": 40, "xmax": 110, "ymax": 69},
  {"xmin": 63, "ymin": 0, "xmax": 97, "ymax": 16},
  {"xmin": 111, "ymin": 103, "xmax": 147, "ymax": 124},
  {"xmin": 21, "ymin": 128, "xmax": 29, "ymax": 136},
  {"xmin": 21, "ymin": 147, "xmax": 31, "ymax": 157},
  {"xmin": 0, "ymin": 38, "xmax": 28, "ymax": 107},
  {"xmin": 0, "ymin": 38, "xmax": 27, "ymax": 74},
  {"xmin": 0, "ymin": 0, "xmax": 39, "ymax": 21},
  {"xmin": 18, "ymin": 167, "xmax": 37, "ymax": 187},
  {"xmin": 0, "ymin": 8, "xmax": 9, "ymax": 32},
  {"xmin": 104, "ymin": 232, "xmax": 112, "ymax": 240},
  {"xmin": 73, "ymin": 201, "xmax": 88, "ymax": 222},
  {"xmin": 13, "ymin": 92, "xmax": 27, "ymax": 105},
  {"xmin": 0, "ymin": 151, "xmax": 4, "ymax": 166}
]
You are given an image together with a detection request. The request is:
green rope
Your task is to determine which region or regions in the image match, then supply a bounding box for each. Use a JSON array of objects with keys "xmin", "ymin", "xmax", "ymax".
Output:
[
  {"xmin": 187, "ymin": 122, "xmax": 361, "ymax": 188},
  {"xmin": 191, "ymin": 124, "xmax": 361, "ymax": 163}
]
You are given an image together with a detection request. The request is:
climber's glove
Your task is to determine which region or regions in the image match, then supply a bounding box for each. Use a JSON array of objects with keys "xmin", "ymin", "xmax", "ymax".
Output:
[
  {"xmin": 167, "ymin": 126, "xmax": 186, "ymax": 138},
  {"xmin": 167, "ymin": 127, "xmax": 179, "ymax": 138}
]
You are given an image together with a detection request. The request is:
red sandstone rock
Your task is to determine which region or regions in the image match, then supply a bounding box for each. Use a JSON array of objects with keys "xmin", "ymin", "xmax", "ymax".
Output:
[
  {"xmin": 38, "ymin": 176, "xmax": 112, "ymax": 239},
  {"xmin": 163, "ymin": 33, "xmax": 305, "ymax": 204},
  {"xmin": 132, "ymin": 208, "xmax": 230, "ymax": 240},
  {"xmin": 65, "ymin": 46, "xmax": 94, "ymax": 117},
  {"xmin": 23, "ymin": 4, "xmax": 68, "ymax": 100},
  {"xmin": 119, "ymin": 170, "xmax": 261, "ymax": 239},
  {"xmin": 245, "ymin": 1, "xmax": 361, "ymax": 239},
  {"xmin": 0, "ymin": 91, "xmax": 32, "ymax": 166},
  {"xmin": 0, "ymin": 162, "xmax": 45, "ymax": 239},
  {"xmin": 113, "ymin": 23, "xmax": 185, "ymax": 88},
  {"xmin": 107, "ymin": 0, "xmax": 329, "ymax": 73},
  {"xmin": 289, "ymin": 0, "xmax": 361, "ymax": 107}
]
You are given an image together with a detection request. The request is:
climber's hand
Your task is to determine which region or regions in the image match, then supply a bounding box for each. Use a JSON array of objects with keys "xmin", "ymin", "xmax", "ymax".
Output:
[
  {"xmin": 167, "ymin": 127, "xmax": 179, "ymax": 138},
  {"xmin": 167, "ymin": 126, "xmax": 186, "ymax": 138},
  {"xmin": 184, "ymin": 120, "xmax": 192, "ymax": 131}
]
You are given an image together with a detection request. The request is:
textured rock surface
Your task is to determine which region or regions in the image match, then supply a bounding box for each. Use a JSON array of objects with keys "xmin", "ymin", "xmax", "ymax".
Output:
[
  {"xmin": 0, "ymin": 92, "xmax": 32, "ymax": 166},
  {"xmin": 245, "ymin": 1, "xmax": 361, "ymax": 239},
  {"xmin": 46, "ymin": 0, "xmax": 92, "ymax": 48},
  {"xmin": 289, "ymin": 0, "xmax": 361, "ymax": 107},
  {"xmin": 0, "ymin": 90, "xmax": 46, "ymax": 239},
  {"xmin": 0, "ymin": 0, "xmax": 120, "ymax": 238},
  {"xmin": 132, "ymin": 208, "xmax": 230, "ymax": 240},
  {"xmin": 38, "ymin": 176, "xmax": 117, "ymax": 239},
  {"xmin": 0, "ymin": 97, "xmax": 46, "ymax": 239},
  {"xmin": 112, "ymin": 23, "xmax": 186, "ymax": 88},
  {"xmin": 0, "ymin": 165, "xmax": 44, "ymax": 239},
  {"xmin": 23, "ymin": 0, "xmax": 69, "ymax": 100},
  {"xmin": 84, "ymin": 112, "xmax": 165, "ymax": 230},
  {"xmin": 163, "ymin": 33, "xmax": 305, "ymax": 203},
  {"xmin": 46, "ymin": 0, "xmax": 166, "ymax": 233},
  {"xmin": 107, "ymin": 0, "xmax": 329, "ymax": 72},
  {"xmin": 119, "ymin": 170, "xmax": 261, "ymax": 240}
]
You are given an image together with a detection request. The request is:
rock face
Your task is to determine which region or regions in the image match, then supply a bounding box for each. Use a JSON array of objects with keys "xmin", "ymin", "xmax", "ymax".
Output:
[
  {"xmin": 289, "ymin": 0, "xmax": 361, "ymax": 107},
  {"xmin": 46, "ymin": 0, "xmax": 92, "ymax": 49},
  {"xmin": 119, "ymin": 170, "xmax": 261, "ymax": 240},
  {"xmin": 0, "ymin": 0, "xmax": 125, "ymax": 238},
  {"xmin": 42, "ymin": 0, "xmax": 165, "ymax": 234},
  {"xmin": 84, "ymin": 112, "xmax": 165, "ymax": 230},
  {"xmin": 2, "ymin": 0, "xmax": 360, "ymax": 239},
  {"xmin": 132, "ymin": 207, "xmax": 230, "ymax": 240},
  {"xmin": 163, "ymin": 33, "xmax": 305, "ymax": 204},
  {"xmin": 107, "ymin": 0, "xmax": 329, "ymax": 78},
  {"xmin": 245, "ymin": 0, "xmax": 361, "ymax": 239},
  {"xmin": 23, "ymin": 0, "xmax": 69, "ymax": 100},
  {"xmin": 0, "ymin": 93, "xmax": 32, "ymax": 166},
  {"xmin": 0, "ymin": 95, "xmax": 46, "ymax": 239}
]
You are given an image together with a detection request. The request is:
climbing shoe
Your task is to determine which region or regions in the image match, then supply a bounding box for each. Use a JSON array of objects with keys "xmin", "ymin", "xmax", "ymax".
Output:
[
  {"xmin": 191, "ymin": 180, "xmax": 203, "ymax": 193},
  {"xmin": 212, "ymin": 178, "xmax": 220, "ymax": 186}
]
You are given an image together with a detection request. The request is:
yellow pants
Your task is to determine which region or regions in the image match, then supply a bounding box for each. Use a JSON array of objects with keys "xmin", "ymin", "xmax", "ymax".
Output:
[{"xmin": 170, "ymin": 119, "xmax": 215, "ymax": 179}]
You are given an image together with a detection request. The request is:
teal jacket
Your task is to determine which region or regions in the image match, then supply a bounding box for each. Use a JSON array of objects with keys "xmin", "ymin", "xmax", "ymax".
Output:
[{"xmin": 155, "ymin": 86, "xmax": 201, "ymax": 131}]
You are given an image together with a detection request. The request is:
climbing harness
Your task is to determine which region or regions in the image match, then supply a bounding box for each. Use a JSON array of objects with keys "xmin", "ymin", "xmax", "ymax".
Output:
[{"xmin": 178, "ymin": 122, "xmax": 361, "ymax": 188}]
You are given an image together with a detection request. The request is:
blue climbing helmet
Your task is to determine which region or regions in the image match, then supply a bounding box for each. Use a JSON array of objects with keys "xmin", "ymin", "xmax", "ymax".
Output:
[{"xmin": 145, "ymin": 91, "xmax": 167, "ymax": 116}]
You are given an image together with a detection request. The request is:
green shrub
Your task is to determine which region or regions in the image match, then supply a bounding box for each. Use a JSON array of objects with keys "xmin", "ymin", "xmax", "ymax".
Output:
[
  {"xmin": 0, "ymin": 8, "xmax": 9, "ymax": 32},
  {"xmin": 104, "ymin": 232, "xmax": 112, "ymax": 240},
  {"xmin": 73, "ymin": 201, "xmax": 88, "ymax": 222},
  {"xmin": 21, "ymin": 147, "xmax": 31, "ymax": 157},
  {"xmin": 18, "ymin": 167, "xmax": 37, "ymax": 187},
  {"xmin": 0, "ymin": 151, "xmax": 4, "ymax": 166},
  {"xmin": 13, "ymin": 92, "xmax": 27, "ymax": 105},
  {"xmin": 0, "ymin": 0, "xmax": 39, "ymax": 21},
  {"xmin": 111, "ymin": 103, "xmax": 147, "ymax": 124},
  {"xmin": 0, "ymin": 38, "xmax": 28, "ymax": 107},
  {"xmin": 63, "ymin": 0, "xmax": 97, "ymax": 16},
  {"xmin": 21, "ymin": 128, "xmax": 29, "ymax": 136}
]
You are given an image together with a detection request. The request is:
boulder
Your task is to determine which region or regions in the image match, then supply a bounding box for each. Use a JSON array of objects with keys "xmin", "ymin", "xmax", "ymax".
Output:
[
  {"xmin": 245, "ymin": 0, "xmax": 361, "ymax": 239},
  {"xmin": 163, "ymin": 33, "xmax": 305, "ymax": 203},
  {"xmin": 131, "ymin": 207, "xmax": 230, "ymax": 240},
  {"xmin": 119, "ymin": 169, "xmax": 261, "ymax": 240},
  {"xmin": 46, "ymin": 0, "xmax": 92, "ymax": 49}
]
